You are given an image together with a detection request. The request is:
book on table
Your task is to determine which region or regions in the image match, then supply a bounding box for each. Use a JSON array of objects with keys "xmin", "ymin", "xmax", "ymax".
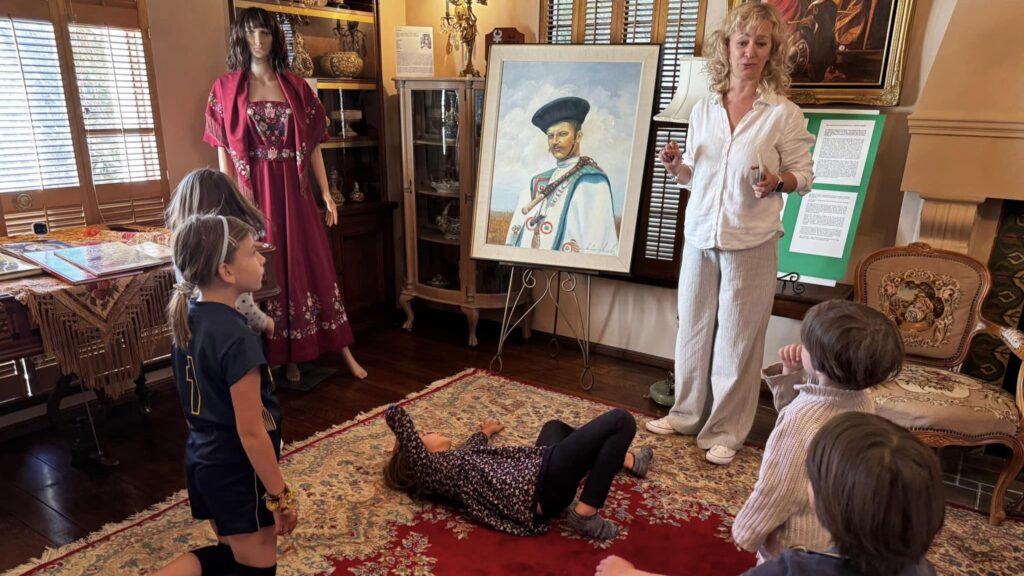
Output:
[
  {"xmin": 0, "ymin": 253, "xmax": 43, "ymax": 281},
  {"xmin": 0, "ymin": 240, "xmax": 74, "ymax": 258},
  {"xmin": 53, "ymin": 242, "xmax": 164, "ymax": 277},
  {"xmin": 0, "ymin": 240, "xmax": 166, "ymax": 285},
  {"xmin": 132, "ymin": 241, "xmax": 173, "ymax": 264}
]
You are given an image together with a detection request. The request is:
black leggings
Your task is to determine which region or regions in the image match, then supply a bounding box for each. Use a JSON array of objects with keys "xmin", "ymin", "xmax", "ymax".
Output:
[{"xmin": 534, "ymin": 407, "xmax": 636, "ymax": 516}]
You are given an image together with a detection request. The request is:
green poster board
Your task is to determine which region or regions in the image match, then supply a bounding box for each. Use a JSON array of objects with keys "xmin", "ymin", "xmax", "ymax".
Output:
[{"xmin": 777, "ymin": 111, "xmax": 886, "ymax": 285}]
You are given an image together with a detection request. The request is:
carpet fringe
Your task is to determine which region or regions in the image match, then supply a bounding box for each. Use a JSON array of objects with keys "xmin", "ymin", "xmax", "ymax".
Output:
[{"xmin": 4, "ymin": 367, "xmax": 484, "ymax": 576}]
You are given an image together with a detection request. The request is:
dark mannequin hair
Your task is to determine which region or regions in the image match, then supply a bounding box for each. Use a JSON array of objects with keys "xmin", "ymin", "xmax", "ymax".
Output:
[{"xmin": 227, "ymin": 7, "xmax": 288, "ymax": 73}]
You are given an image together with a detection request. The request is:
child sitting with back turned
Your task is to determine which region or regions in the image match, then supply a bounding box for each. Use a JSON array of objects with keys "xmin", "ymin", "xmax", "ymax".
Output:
[
  {"xmin": 596, "ymin": 411, "xmax": 943, "ymax": 576},
  {"xmin": 731, "ymin": 299, "xmax": 904, "ymax": 558}
]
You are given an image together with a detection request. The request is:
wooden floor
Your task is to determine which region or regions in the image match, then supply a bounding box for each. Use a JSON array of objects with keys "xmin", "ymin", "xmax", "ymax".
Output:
[{"xmin": 0, "ymin": 308, "xmax": 1010, "ymax": 573}]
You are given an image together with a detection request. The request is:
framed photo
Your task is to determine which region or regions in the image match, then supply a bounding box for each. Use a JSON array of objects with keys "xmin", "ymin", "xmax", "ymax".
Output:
[
  {"xmin": 471, "ymin": 44, "xmax": 659, "ymax": 274},
  {"xmin": 729, "ymin": 0, "xmax": 915, "ymax": 106}
]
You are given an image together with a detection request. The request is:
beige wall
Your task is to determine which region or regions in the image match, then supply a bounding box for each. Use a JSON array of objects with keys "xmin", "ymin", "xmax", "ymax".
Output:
[
  {"xmin": 403, "ymin": 0, "xmax": 539, "ymax": 77},
  {"xmin": 148, "ymin": 0, "xmax": 230, "ymax": 189}
]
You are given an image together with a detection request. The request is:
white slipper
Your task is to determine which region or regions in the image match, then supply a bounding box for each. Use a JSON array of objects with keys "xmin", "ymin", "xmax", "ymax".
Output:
[
  {"xmin": 705, "ymin": 445, "xmax": 737, "ymax": 465},
  {"xmin": 645, "ymin": 417, "xmax": 679, "ymax": 436}
]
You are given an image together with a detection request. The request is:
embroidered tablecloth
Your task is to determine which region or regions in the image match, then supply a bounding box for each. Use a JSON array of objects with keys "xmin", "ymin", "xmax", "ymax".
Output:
[{"xmin": 0, "ymin": 226, "xmax": 173, "ymax": 399}]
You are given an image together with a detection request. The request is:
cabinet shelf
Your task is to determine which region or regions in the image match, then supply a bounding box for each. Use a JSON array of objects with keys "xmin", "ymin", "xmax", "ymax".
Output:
[
  {"xmin": 233, "ymin": 0, "xmax": 374, "ymax": 23},
  {"xmin": 414, "ymin": 137, "xmax": 458, "ymax": 147},
  {"xmin": 417, "ymin": 187, "xmax": 459, "ymax": 199},
  {"xmin": 321, "ymin": 138, "xmax": 378, "ymax": 149},
  {"xmin": 417, "ymin": 226, "xmax": 460, "ymax": 246},
  {"xmin": 317, "ymin": 79, "xmax": 378, "ymax": 91}
]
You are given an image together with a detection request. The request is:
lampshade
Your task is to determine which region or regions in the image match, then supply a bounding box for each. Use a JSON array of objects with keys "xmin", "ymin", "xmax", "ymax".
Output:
[{"xmin": 654, "ymin": 57, "xmax": 711, "ymax": 124}]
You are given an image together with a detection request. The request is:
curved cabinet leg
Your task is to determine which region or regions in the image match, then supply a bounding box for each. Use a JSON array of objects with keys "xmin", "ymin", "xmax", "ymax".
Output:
[
  {"xmin": 521, "ymin": 306, "xmax": 533, "ymax": 340},
  {"xmin": 399, "ymin": 293, "xmax": 415, "ymax": 332},
  {"xmin": 461, "ymin": 306, "xmax": 480, "ymax": 347}
]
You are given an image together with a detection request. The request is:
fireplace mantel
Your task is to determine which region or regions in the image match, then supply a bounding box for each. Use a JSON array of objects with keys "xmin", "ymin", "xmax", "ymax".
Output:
[{"xmin": 900, "ymin": 0, "xmax": 1024, "ymax": 253}]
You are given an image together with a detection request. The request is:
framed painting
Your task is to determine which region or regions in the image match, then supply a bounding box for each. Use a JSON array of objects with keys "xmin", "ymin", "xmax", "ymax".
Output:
[
  {"xmin": 471, "ymin": 44, "xmax": 659, "ymax": 274},
  {"xmin": 730, "ymin": 0, "xmax": 915, "ymax": 105}
]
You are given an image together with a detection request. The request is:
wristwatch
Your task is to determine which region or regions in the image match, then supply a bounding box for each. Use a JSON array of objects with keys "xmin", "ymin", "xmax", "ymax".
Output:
[{"xmin": 773, "ymin": 177, "xmax": 786, "ymax": 194}]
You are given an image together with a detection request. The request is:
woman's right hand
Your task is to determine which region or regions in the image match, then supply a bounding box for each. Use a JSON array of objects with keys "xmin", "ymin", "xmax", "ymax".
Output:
[
  {"xmin": 274, "ymin": 507, "xmax": 299, "ymax": 536},
  {"xmin": 658, "ymin": 140, "xmax": 682, "ymax": 175}
]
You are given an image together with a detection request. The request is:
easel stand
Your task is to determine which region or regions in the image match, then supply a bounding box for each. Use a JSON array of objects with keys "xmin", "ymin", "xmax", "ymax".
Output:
[{"xmin": 490, "ymin": 265, "xmax": 595, "ymax": 391}]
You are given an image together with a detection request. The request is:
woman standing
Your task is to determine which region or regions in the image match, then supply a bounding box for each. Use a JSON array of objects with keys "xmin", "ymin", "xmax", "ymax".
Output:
[
  {"xmin": 645, "ymin": 2, "xmax": 814, "ymax": 465},
  {"xmin": 204, "ymin": 7, "xmax": 366, "ymax": 382}
]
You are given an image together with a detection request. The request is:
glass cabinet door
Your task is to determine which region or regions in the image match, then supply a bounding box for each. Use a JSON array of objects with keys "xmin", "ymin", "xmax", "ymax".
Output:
[
  {"xmin": 411, "ymin": 88, "xmax": 461, "ymax": 291},
  {"xmin": 318, "ymin": 84, "xmax": 381, "ymax": 204}
]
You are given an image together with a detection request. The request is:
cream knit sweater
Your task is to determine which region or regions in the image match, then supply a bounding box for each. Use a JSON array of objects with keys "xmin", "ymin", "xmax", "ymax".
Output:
[{"xmin": 731, "ymin": 363, "xmax": 876, "ymax": 558}]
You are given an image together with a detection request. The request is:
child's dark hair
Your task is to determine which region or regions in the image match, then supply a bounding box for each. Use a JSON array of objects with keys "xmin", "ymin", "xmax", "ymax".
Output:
[
  {"xmin": 227, "ymin": 7, "xmax": 289, "ymax": 73},
  {"xmin": 166, "ymin": 168, "xmax": 265, "ymax": 234},
  {"xmin": 807, "ymin": 412, "xmax": 944, "ymax": 576},
  {"xmin": 801, "ymin": 299, "xmax": 904, "ymax": 390},
  {"xmin": 383, "ymin": 450, "xmax": 423, "ymax": 499},
  {"xmin": 167, "ymin": 215, "xmax": 256, "ymax": 348}
]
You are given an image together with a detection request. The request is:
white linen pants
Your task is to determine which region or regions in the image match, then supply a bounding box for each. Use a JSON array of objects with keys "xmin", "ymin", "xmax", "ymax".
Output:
[{"xmin": 666, "ymin": 238, "xmax": 778, "ymax": 450}]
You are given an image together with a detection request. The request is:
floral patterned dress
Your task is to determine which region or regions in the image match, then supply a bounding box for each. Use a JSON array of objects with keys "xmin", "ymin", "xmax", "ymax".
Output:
[{"xmin": 247, "ymin": 100, "xmax": 353, "ymax": 365}]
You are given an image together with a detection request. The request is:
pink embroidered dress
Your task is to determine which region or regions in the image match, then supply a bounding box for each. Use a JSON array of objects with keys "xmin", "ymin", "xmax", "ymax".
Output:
[{"xmin": 205, "ymin": 71, "xmax": 353, "ymax": 365}]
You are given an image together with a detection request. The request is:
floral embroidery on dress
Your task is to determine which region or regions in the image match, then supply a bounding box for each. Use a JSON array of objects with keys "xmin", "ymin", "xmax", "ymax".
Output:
[
  {"xmin": 248, "ymin": 148, "xmax": 295, "ymax": 161},
  {"xmin": 264, "ymin": 283, "xmax": 349, "ymax": 341},
  {"xmin": 248, "ymin": 101, "xmax": 292, "ymax": 149},
  {"xmin": 207, "ymin": 91, "xmax": 223, "ymax": 117},
  {"xmin": 878, "ymin": 269, "xmax": 962, "ymax": 349}
]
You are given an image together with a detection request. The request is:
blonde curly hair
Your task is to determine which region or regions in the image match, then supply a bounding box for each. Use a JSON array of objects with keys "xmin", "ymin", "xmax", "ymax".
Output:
[{"xmin": 705, "ymin": 1, "xmax": 793, "ymax": 96}]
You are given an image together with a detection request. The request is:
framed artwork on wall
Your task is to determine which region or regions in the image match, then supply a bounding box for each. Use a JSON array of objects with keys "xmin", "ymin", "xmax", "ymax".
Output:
[{"xmin": 730, "ymin": 0, "xmax": 915, "ymax": 106}]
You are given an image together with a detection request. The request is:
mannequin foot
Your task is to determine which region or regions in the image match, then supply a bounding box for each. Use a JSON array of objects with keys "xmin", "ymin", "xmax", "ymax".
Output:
[
  {"xmin": 285, "ymin": 363, "xmax": 301, "ymax": 383},
  {"xmin": 341, "ymin": 347, "xmax": 367, "ymax": 379}
]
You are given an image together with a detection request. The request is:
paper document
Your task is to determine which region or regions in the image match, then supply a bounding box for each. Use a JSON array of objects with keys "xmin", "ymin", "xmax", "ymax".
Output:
[
  {"xmin": 789, "ymin": 190, "xmax": 857, "ymax": 259},
  {"xmin": 396, "ymin": 26, "xmax": 434, "ymax": 77},
  {"xmin": 811, "ymin": 119, "xmax": 876, "ymax": 186}
]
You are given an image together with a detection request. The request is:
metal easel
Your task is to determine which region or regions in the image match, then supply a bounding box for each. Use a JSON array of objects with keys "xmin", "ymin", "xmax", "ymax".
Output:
[{"xmin": 490, "ymin": 265, "xmax": 595, "ymax": 390}]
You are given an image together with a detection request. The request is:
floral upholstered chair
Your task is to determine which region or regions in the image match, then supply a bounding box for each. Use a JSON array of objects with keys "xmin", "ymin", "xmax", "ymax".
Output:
[{"xmin": 855, "ymin": 243, "xmax": 1024, "ymax": 525}]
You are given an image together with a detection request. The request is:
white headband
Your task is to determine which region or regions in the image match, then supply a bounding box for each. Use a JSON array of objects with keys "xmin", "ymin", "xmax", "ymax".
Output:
[{"xmin": 218, "ymin": 215, "xmax": 230, "ymax": 265}]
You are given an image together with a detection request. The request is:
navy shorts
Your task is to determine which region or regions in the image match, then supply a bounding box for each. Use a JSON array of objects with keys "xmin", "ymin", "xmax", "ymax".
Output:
[{"xmin": 186, "ymin": 459, "xmax": 275, "ymax": 536}]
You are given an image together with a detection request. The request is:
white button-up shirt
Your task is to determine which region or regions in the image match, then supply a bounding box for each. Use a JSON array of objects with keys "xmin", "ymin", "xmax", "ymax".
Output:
[{"xmin": 681, "ymin": 91, "xmax": 814, "ymax": 251}]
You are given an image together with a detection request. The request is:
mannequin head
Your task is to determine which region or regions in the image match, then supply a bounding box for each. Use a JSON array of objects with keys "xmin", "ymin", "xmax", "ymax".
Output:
[{"xmin": 227, "ymin": 7, "xmax": 288, "ymax": 73}]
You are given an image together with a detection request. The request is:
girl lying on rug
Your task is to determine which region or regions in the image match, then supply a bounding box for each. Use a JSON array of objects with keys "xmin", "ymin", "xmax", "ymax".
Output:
[
  {"xmin": 595, "ymin": 412, "xmax": 944, "ymax": 576},
  {"xmin": 383, "ymin": 405, "xmax": 654, "ymax": 540}
]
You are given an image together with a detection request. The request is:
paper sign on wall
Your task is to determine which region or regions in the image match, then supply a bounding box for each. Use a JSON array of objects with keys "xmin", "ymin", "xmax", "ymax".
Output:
[{"xmin": 395, "ymin": 26, "xmax": 434, "ymax": 77}]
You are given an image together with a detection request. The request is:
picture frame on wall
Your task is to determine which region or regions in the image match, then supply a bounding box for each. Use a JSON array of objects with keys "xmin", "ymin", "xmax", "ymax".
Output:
[
  {"xmin": 729, "ymin": 0, "xmax": 915, "ymax": 106},
  {"xmin": 470, "ymin": 44, "xmax": 659, "ymax": 274}
]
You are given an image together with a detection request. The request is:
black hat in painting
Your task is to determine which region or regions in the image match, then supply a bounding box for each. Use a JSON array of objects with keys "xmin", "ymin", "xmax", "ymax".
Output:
[{"xmin": 531, "ymin": 96, "xmax": 591, "ymax": 132}]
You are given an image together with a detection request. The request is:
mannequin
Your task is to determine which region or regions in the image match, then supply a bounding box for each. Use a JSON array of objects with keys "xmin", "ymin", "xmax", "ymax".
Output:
[{"xmin": 204, "ymin": 7, "xmax": 366, "ymax": 381}]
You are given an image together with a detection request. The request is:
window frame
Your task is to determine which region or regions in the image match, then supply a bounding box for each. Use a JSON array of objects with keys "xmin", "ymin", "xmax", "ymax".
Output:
[{"xmin": 0, "ymin": 0, "xmax": 169, "ymax": 235}]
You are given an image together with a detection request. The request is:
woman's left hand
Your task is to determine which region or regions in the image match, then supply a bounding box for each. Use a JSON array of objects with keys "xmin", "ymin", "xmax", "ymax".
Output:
[
  {"xmin": 750, "ymin": 165, "xmax": 782, "ymax": 199},
  {"xmin": 323, "ymin": 195, "xmax": 338, "ymax": 227}
]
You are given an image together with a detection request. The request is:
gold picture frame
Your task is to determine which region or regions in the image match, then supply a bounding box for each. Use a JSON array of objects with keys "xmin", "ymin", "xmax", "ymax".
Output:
[{"xmin": 728, "ymin": 0, "xmax": 915, "ymax": 106}]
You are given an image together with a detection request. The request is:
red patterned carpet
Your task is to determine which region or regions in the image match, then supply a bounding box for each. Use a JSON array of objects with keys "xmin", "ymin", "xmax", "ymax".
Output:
[{"xmin": 6, "ymin": 370, "xmax": 1023, "ymax": 575}]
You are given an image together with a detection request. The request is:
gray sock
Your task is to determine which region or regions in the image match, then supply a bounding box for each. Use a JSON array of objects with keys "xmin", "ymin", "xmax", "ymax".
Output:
[
  {"xmin": 568, "ymin": 508, "xmax": 620, "ymax": 540},
  {"xmin": 627, "ymin": 446, "xmax": 654, "ymax": 478}
]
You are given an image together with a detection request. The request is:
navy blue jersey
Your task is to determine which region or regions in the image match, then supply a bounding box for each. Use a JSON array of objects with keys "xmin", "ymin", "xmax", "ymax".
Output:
[{"xmin": 172, "ymin": 301, "xmax": 282, "ymax": 466}]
